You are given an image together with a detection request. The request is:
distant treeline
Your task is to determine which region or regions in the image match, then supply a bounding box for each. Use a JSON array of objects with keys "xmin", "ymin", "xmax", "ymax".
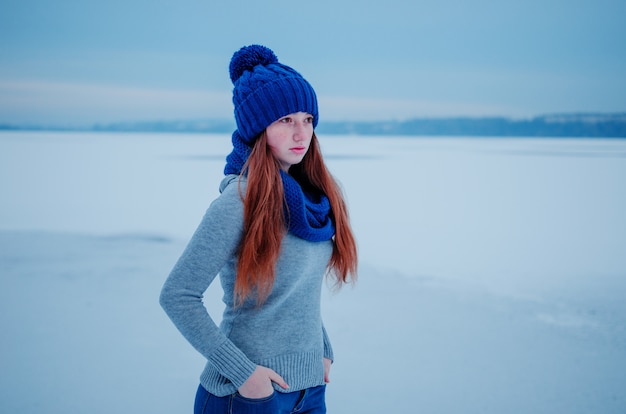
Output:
[
  {"xmin": 2, "ymin": 113, "xmax": 625, "ymax": 137},
  {"xmin": 315, "ymin": 113, "xmax": 626, "ymax": 138},
  {"xmin": 92, "ymin": 119, "xmax": 236, "ymax": 133}
]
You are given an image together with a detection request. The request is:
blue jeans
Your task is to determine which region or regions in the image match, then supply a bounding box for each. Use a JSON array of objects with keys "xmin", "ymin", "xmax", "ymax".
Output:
[{"xmin": 194, "ymin": 384, "xmax": 326, "ymax": 414}]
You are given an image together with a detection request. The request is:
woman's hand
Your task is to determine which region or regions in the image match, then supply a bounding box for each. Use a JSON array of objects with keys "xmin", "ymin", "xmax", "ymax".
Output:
[
  {"xmin": 238, "ymin": 365, "xmax": 289, "ymax": 399},
  {"xmin": 323, "ymin": 357, "xmax": 332, "ymax": 383}
]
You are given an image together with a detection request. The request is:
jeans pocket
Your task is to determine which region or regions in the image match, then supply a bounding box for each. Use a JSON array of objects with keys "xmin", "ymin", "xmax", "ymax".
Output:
[{"xmin": 231, "ymin": 391, "xmax": 278, "ymax": 413}]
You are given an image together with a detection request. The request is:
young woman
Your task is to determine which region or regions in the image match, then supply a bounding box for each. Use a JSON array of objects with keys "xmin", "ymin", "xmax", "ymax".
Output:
[{"xmin": 160, "ymin": 44, "xmax": 358, "ymax": 414}]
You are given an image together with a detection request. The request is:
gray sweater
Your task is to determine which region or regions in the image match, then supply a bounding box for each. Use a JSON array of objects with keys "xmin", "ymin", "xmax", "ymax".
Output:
[{"xmin": 160, "ymin": 174, "xmax": 334, "ymax": 397}]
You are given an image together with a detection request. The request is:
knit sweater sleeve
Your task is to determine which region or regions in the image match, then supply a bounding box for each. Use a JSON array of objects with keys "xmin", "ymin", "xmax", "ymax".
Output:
[
  {"xmin": 159, "ymin": 180, "xmax": 257, "ymax": 389},
  {"xmin": 322, "ymin": 323, "xmax": 334, "ymax": 362}
]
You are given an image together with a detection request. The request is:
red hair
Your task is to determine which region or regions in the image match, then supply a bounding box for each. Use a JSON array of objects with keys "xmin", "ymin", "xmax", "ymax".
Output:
[{"xmin": 235, "ymin": 131, "xmax": 358, "ymax": 305}]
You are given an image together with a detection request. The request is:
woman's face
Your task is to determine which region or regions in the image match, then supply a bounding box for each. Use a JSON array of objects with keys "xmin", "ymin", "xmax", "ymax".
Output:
[{"xmin": 265, "ymin": 112, "xmax": 314, "ymax": 172}]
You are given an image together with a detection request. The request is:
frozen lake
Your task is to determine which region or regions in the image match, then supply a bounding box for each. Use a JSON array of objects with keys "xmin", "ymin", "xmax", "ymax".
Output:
[{"xmin": 1, "ymin": 131, "xmax": 625, "ymax": 413}]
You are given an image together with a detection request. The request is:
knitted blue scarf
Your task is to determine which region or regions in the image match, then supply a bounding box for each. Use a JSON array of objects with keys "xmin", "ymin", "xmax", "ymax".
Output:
[{"xmin": 224, "ymin": 130, "xmax": 335, "ymax": 242}]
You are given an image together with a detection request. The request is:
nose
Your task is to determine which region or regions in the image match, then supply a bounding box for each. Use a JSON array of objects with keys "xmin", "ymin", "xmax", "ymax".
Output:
[{"xmin": 293, "ymin": 121, "xmax": 307, "ymax": 141}]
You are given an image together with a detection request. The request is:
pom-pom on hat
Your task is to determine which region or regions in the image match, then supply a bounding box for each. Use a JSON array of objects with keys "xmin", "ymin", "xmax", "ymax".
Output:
[{"xmin": 229, "ymin": 44, "xmax": 318, "ymax": 144}]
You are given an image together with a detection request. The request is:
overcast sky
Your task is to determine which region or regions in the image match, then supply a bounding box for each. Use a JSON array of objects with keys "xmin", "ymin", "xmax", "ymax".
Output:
[{"xmin": 1, "ymin": 0, "xmax": 625, "ymax": 125}]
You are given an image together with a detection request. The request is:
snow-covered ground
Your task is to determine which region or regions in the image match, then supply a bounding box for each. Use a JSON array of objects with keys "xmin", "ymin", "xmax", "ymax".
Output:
[{"xmin": 1, "ymin": 131, "xmax": 625, "ymax": 413}]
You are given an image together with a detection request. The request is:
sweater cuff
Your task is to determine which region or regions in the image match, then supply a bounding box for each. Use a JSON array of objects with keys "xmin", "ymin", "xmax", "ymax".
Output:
[{"xmin": 207, "ymin": 339, "xmax": 257, "ymax": 389}]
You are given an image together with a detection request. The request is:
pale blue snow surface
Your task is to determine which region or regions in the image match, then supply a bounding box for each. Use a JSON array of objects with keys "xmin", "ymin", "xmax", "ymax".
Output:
[{"xmin": 1, "ymin": 131, "xmax": 625, "ymax": 413}]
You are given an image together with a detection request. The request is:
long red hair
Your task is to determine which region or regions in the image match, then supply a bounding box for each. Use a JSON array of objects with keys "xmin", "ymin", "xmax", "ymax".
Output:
[{"xmin": 235, "ymin": 131, "xmax": 357, "ymax": 305}]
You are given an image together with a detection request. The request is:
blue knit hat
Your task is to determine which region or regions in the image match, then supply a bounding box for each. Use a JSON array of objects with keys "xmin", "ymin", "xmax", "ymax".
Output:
[{"xmin": 229, "ymin": 44, "xmax": 319, "ymax": 144}]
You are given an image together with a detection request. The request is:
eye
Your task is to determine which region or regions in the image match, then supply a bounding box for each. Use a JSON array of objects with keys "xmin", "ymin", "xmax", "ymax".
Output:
[
  {"xmin": 305, "ymin": 116, "xmax": 314, "ymax": 124},
  {"xmin": 279, "ymin": 117, "xmax": 292, "ymax": 123}
]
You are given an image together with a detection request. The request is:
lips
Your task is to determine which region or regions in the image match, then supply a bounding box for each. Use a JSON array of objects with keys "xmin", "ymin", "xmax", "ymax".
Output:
[{"xmin": 290, "ymin": 146, "xmax": 306, "ymax": 154}]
